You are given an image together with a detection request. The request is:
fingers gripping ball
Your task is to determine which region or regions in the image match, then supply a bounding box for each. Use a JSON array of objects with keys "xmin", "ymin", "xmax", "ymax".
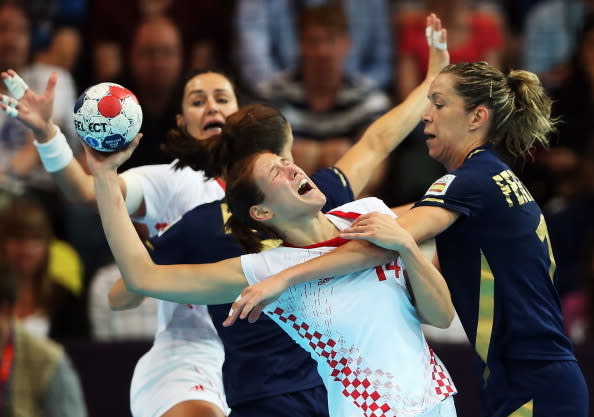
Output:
[{"xmin": 74, "ymin": 83, "xmax": 143, "ymax": 152}]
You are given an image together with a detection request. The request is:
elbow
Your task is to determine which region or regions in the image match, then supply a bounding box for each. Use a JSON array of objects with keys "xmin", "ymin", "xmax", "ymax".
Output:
[{"xmin": 432, "ymin": 305, "xmax": 455, "ymax": 329}]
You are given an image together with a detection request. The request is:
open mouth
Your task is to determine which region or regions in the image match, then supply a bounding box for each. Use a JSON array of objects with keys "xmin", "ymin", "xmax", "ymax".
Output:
[
  {"xmin": 203, "ymin": 121, "xmax": 224, "ymax": 132},
  {"xmin": 297, "ymin": 179, "xmax": 313, "ymax": 195}
]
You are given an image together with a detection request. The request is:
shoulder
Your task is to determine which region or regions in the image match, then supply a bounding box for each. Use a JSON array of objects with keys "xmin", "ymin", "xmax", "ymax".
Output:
[
  {"xmin": 328, "ymin": 197, "xmax": 392, "ymax": 216},
  {"xmin": 15, "ymin": 324, "xmax": 64, "ymax": 363}
]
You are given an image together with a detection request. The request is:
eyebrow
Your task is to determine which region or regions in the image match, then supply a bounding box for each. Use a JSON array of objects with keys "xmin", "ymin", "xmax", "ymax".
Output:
[{"xmin": 187, "ymin": 89, "xmax": 231, "ymax": 96}]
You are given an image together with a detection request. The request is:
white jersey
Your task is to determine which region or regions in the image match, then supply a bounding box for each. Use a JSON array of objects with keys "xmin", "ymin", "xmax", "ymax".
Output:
[
  {"xmin": 241, "ymin": 198, "xmax": 456, "ymax": 417},
  {"xmin": 121, "ymin": 160, "xmax": 225, "ymax": 236},
  {"xmin": 121, "ymin": 161, "xmax": 229, "ymax": 416}
]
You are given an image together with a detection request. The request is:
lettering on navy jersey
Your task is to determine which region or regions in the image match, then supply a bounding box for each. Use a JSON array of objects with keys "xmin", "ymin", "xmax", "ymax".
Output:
[{"xmin": 491, "ymin": 169, "xmax": 534, "ymax": 207}]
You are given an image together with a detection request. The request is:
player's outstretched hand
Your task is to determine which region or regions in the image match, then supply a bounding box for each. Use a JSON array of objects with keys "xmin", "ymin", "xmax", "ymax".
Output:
[
  {"xmin": 0, "ymin": 69, "xmax": 57, "ymax": 141},
  {"xmin": 84, "ymin": 134, "xmax": 142, "ymax": 176},
  {"xmin": 426, "ymin": 13, "xmax": 449, "ymax": 79},
  {"xmin": 223, "ymin": 275, "xmax": 291, "ymax": 326},
  {"xmin": 340, "ymin": 211, "xmax": 414, "ymax": 252}
]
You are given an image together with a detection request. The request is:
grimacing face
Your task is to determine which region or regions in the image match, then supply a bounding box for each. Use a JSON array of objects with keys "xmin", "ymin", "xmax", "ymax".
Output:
[
  {"xmin": 250, "ymin": 153, "xmax": 325, "ymax": 224},
  {"xmin": 177, "ymin": 72, "xmax": 239, "ymax": 140}
]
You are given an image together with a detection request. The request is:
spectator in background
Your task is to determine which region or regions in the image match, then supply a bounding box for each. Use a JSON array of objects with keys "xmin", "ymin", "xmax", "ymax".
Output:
[
  {"xmin": 34, "ymin": 26, "xmax": 82, "ymax": 75},
  {"xmin": 259, "ymin": 5, "xmax": 391, "ymax": 176},
  {"xmin": 0, "ymin": 1, "xmax": 81, "ymax": 239},
  {"xmin": 90, "ymin": 0, "xmax": 233, "ymax": 82},
  {"xmin": 0, "ymin": 262, "xmax": 87, "ymax": 417},
  {"xmin": 115, "ymin": 15, "xmax": 183, "ymax": 171},
  {"xmin": 234, "ymin": 0, "xmax": 392, "ymax": 99},
  {"xmin": 89, "ymin": 262, "xmax": 157, "ymax": 341},
  {"xmin": 395, "ymin": 0, "xmax": 505, "ymax": 101},
  {"xmin": 0, "ymin": 196, "xmax": 89, "ymax": 340},
  {"xmin": 523, "ymin": 0, "xmax": 594, "ymax": 89}
]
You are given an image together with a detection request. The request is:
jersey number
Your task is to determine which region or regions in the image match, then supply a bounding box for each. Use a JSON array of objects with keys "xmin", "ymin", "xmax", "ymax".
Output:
[
  {"xmin": 375, "ymin": 261, "xmax": 401, "ymax": 281},
  {"xmin": 536, "ymin": 214, "xmax": 556, "ymax": 281}
]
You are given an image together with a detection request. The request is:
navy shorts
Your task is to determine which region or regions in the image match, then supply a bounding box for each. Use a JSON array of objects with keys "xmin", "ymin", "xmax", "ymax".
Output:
[
  {"xmin": 486, "ymin": 359, "xmax": 589, "ymax": 417},
  {"xmin": 229, "ymin": 385, "xmax": 329, "ymax": 417}
]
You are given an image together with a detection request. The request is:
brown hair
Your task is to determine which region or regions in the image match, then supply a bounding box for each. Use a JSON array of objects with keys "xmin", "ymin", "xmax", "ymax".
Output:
[
  {"xmin": 298, "ymin": 4, "xmax": 348, "ymax": 36},
  {"xmin": 441, "ymin": 62, "xmax": 558, "ymax": 158},
  {"xmin": 164, "ymin": 103, "xmax": 291, "ymax": 178},
  {"xmin": 224, "ymin": 153, "xmax": 284, "ymax": 253},
  {"xmin": 0, "ymin": 196, "xmax": 53, "ymax": 307}
]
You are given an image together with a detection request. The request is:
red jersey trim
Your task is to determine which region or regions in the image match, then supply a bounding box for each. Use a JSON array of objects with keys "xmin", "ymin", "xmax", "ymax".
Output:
[
  {"xmin": 326, "ymin": 210, "xmax": 361, "ymax": 219},
  {"xmin": 283, "ymin": 210, "xmax": 360, "ymax": 248},
  {"xmin": 215, "ymin": 177, "xmax": 226, "ymax": 190}
]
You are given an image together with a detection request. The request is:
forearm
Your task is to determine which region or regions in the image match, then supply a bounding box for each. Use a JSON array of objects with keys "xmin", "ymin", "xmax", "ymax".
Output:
[
  {"xmin": 362, "ymin": 76, "xmax": 432, "ymax": 155},
  {"xmin": 94, "ymin": 171, "xmax": 156, "ymax": 294},
  {"xmin": 399, "ymin": 242, "xmax": 454, "ymax": 328},
  {"xmin": 278, "ymin": 240, "xmax": 396, "ymax": 289},
  {"xmin": 335, "ymin": 77, "xmax": 432, "ymax": 194},
  {"xmin": 35, "ymin": 123, "xmax": 106, "ymax": 205},
  {"xmin": 108, "ymin": 278, "xmax": 146, "ymax": 310}
]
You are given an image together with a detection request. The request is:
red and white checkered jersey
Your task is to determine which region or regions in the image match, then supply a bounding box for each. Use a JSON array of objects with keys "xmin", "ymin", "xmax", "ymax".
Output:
[{"xmin": 241, "ymin": 197, "xmax": 456, "ymax": 417}]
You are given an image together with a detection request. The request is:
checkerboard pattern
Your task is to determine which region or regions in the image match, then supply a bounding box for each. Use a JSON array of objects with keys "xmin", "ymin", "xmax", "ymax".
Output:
[
  {"xmin": 271, "ymin": 307, "xmax": 393, "ymax": 416},
  {"xmin": 428, "ymin": 348, "xmax": 456, "ymax": 398}
]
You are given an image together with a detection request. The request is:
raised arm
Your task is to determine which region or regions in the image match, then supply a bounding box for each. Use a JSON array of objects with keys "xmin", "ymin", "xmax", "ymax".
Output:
[
  {"xmin": 0, "ymin": 70, "xmax": 144, "ymax": 215},
  {"xmin": 334, "ymin": 13, "xmax": 448, "ymax": 196},
  {"xmin": 86, "ymin": 139, "xmax": 248, "ymax": 305}
]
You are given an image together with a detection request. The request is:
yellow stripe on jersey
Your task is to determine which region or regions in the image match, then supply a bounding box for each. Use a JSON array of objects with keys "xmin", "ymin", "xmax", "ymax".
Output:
[
  {"xmin": 421, "ymin": 197, "xmax": 445, "ymax": 204},
  {"xmin": 476, "ymin": 250, "xmax": 495, "ymax": 386},
  {"xmin": 467, "ymin": 148, "xmax": 486, "ymax": 159},
  {"xmin": 509, "ymin": 400, "xmax": 534, "ymax": 417},
  {"xmin": 331, "ymin": 167, "xmax": 348, "ymax": 188}
]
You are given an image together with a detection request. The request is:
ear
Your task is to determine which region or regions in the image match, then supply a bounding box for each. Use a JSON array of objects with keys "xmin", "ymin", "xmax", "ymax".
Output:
[
  {"xmin": 249, "ymin": 205, "xmax": 273, "ymax": 222},
  {"xmin": 468, "ymin": 105, "xmax": 490, "ymax": 132},
  {"xmin": 176, "ymin": 113, "xmax": 185, "ymax": 129}
]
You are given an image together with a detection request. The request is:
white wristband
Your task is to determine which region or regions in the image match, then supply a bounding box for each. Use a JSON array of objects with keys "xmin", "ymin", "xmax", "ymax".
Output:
[{"xmin": 33, "ymin": 126, "xmax": 74, "ymax": 173}]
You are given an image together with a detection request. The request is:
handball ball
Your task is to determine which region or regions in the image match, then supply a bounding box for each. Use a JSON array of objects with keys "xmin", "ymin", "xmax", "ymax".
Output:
[{"xmin": 73, "ymin": 82, "xmax": 143, "ymax": 152}]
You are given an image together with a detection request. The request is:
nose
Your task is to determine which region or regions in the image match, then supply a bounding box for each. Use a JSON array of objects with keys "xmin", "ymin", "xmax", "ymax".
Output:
[
  {"xmin": 205, "ymin": 97, "xmax": 220, "ymax": 114},
  {"xmin": 421, "ymin": 104, "xmax": 432, "ymax": 123}
]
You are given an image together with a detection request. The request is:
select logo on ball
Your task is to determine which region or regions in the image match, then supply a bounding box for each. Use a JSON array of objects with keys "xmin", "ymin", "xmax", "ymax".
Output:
[
  {"xmin": 73, "ymin": 82, "xmax": 143, "ymax": 152},
  {"xmin": 74, "ymin": 120, "xmax": 110, "ymax": 133}
]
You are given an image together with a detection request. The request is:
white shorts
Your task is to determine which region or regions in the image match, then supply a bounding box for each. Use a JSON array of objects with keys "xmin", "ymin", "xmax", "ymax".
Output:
[{"xmin": 130, "ymin": 347, "xmax": 230, "ymax": 417}]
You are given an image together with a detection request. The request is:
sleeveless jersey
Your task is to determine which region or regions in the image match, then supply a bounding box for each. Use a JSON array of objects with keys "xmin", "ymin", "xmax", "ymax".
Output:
[
  {"xmin": 414, "ymin": 145, "xmax": 575, "ymax": 389},
  {"xmin": 241, "ymin": 198, "xmax": 456, "ymax": 417},
  {"xmin": 148, "ymin": 167, "xmax": 354, "ymax": 407}
]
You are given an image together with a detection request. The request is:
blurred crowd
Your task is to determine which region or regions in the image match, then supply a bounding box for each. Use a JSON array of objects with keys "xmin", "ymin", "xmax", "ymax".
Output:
[{"xmin": 0, "ymin": 0, "xmax": 594, "ymax": 409}]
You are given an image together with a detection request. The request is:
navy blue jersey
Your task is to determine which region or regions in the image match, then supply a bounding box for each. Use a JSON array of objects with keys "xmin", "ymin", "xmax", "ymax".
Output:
[
  {"xmin": 414, "ymin": 146, "xmax": 575, "ymax": 388},
  {"xmin": 147, "ymin": 167, "xmax": 353, "ymax": 407}
]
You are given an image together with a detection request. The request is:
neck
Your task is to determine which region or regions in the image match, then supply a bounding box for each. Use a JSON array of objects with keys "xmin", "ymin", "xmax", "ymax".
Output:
[
  {"xmin": 303, "ymin": 65, "xmax": 341, "ymax": 93},
  {"xmin": 446, "ymin": 139, "xmax": 487, "ymax": 171},
  {"xmin": 281, "ymin": 212, "xmax": 339, "ymax": 247}
]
